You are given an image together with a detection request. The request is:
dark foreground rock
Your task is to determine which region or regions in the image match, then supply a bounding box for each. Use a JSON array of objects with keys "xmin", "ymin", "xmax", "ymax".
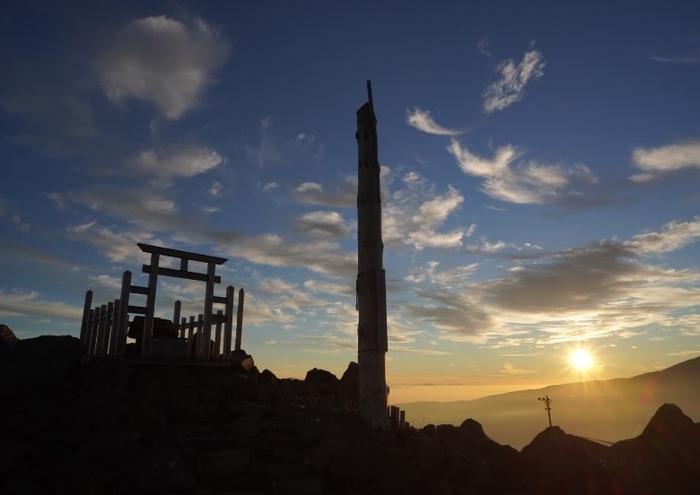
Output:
[{"xmin": 2, "ymin": 335, "xmax": 699, "ymax": 495}]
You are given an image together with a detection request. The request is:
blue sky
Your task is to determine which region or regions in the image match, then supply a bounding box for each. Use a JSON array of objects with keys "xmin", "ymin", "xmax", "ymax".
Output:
[{"xmin": 1, "ymin": 0, "xmax": 699, "ymax": 402}]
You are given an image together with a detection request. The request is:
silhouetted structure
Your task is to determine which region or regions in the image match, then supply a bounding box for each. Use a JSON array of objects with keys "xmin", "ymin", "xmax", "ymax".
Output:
[
  {"xmin": 79, "ymin": 243, "xmax": 244, "ymax": 361},
  {"xmin": 356, "ymin": 81, "xmax": 389, "ymax": 428},
  {"xmin": 538, "ymin": 395, "xmax": 553, "ymax": 427}
]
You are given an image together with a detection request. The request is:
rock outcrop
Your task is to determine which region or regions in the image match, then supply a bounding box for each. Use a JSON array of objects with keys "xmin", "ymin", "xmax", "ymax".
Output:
[
  {"xmin": 0, "ymin": 323, "xmax": 19, "ymax": 343},
  {"xmin": 2, "ymin": 336, "xmax": 699, "ymax": 495}
]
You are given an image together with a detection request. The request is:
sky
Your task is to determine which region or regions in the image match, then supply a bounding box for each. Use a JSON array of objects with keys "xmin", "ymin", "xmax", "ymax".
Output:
[{"xmin": 1, "ymin": 0, "xmax": 699, "ymax": 403}]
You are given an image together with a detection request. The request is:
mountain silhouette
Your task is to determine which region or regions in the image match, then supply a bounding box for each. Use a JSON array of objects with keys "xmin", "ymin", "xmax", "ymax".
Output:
[{"xmin": 400, "ymin": 355, "xmax": 700, "ymax": 450}]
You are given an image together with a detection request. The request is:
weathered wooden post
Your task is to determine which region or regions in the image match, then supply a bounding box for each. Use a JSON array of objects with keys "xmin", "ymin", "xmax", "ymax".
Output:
[
  {"xmin": 115, "ymin": 270, "xmax": 132, "ymax": 356},
  {"xmin": 223, "ymin": 285, "xmax": 234, "ymax": 358},
  {"xmin": 214, "ymin": 309, "xmax": 223, "ymax": 358},
  {"xmin": 173, "ymin": 300, "xmax": 182, "ymax": 337},
  {"xmin": 235, "ymin": 288, "xmax": 245, "ymax": 351},
  {"xmin": 142, "ymin": 252, "xmax": 160, "ymax": 357},
  {"xmin": 80, "ymin": 290, "xmax": 93, "ymax": 347},
  {"xmin": 356, "ymin": 80, "xmax": 389, "ymax": 428}
]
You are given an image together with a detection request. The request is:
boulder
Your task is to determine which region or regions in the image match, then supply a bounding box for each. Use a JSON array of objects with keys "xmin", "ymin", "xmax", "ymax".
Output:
[
  {"xmin": 230, "ymin": 349, "xmax": 255, "ymax": 372},
  {"xmin": 0, "ymin": 324, "xmax": 19, "ymax": 343},
  {"xmin": 127, "ymin": 316, "xmax": 178, "ymax": 340},
  {"xmin": 258, "ymin": 368, "xmax": 278, "ymax": 386},
  {"xmin": 340, "ymin": 361, "xmax": 359, "ymax": 402},
  {"xmin": 305, "ymin": 368, "xmax": 339, "ymax": 387},
  {"xmin": 0, "ymin": 335, "xmax": 84, "ymax": 397}
]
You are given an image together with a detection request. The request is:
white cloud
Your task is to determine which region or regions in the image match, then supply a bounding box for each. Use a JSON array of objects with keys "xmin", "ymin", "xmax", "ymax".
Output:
[
  {"xmin": 631, "ymin": 141, "xmax": 700, "ymax": 181},
  {"xmin": 448, "ymin": 139, "xmax": 598, "ymax": 204},
  {"xmin": 303, "ymin": 280, "xmax": 354, "ymax": 297},
  {"xmin": 483, "ymin": 49, "xmax": 545, "ymax": 113},
  {"xmin": 97, "ymin": 15, "xmax": 231, "ymax": 119},
  {"xmin": 209, "ymin": 181, "xmax": 223, "ymax": 197},
  {"xmin": 225, "ymin": 234, "xmax": 356, "ymax": 280},
  {"xmin": 406, "ymin": 108, "xmax": 465, "ymax": 136},
  {"xmin": 88, "ymin": 274, "xmax": 123, "ymax": 290},
  {"xmin": 257, "ymin": 277, "xmax": 297, "ymax": 295},
  {"xmin": 262, "ymin": 182, "xmax": 279, "ymax": 192},
  {"xmin": 0, "ymin": 289, "xmax": 82, "ymax": 320},
  {"xmin": 626, "ymin": 217, "xmax": 700, "ymax": 255},
  {"xmin": 293, "ymin": 178, "xmax": 356, "ymax": 208},
  {"xmin": 296, "ymin": 211, "xmax": 350, "ymax": 239},
  {"xmin": 384, "ymin": 176, "xmax": 468, "ymax": 251},
  {"xmin": 132, "ymin": 145, "xmax": 223, "ymax": 185}
]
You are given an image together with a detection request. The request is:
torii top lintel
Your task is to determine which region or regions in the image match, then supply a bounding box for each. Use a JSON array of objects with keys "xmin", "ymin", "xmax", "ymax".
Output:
[{"xmin": 137, "ymin": 243, "xmax": 228, "ymax": 265}]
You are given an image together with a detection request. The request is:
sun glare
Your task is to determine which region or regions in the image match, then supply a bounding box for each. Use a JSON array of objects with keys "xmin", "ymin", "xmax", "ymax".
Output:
[{"xmin": 570, "ymin": 349, "xmax": 593, "ymax": 371}]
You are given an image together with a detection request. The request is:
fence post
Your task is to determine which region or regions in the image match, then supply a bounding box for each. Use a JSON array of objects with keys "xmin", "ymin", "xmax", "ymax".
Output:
[
  {"xmin": 99, "ymin": 301, "xmax": 114, "ymax": 356},
  {"xmin": 223, "ymin": 285, "xmax": 234, "ymax": 358},
  {"xmin": 108, "ymin": 299, "xmax": 121, "ymax": 356},
  {"xmin": 186, "ymin": 315, "xmax": 195, "ymax": 359},
  {"xmin": 235, "ymin": 288, "xmax": 245, "ymax": 351},
  {"xmin": 96, "ymin": 304, "xmax": 108, "ymax": 357},
  {"xmin": 86, "ymin": 308, "xmax": 96, "ymax": 356},
  {"xmin": 202, "ymin": 263, "xmax": 216, "ymax": 360},
  {"xmin": 173, "ymin": 300, "xmax": 182, "ymax": 337},
  {"xmin": 88, "ymin": 306, "xmax": 101, "ymax": 357},
  {"xmin": 80, "ymin": 290, "xmax": 93, "ymax": 348},
  {"xmin": 390, "ymin": 406, "xmax": 400, "ymax": 429},
  {"xmin": 115, "ymin": 270, "xmax": 132, "ymax": 356},
  {"xmin": 142, "ymin": 253, "xmax": 160, "ymax": 358},
  {"xmin": 214, "ymin": 309, "xmax": 223, "ymax": 359},
  {"xmin": 196, "ymin": 314, "xmax": 204, "ymax": 359}
]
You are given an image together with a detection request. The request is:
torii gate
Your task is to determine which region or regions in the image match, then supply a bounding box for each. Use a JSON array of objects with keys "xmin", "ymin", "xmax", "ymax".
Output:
[{"xmin": 355, "ymin": 81, "xmax": 389, "ymax": 428}]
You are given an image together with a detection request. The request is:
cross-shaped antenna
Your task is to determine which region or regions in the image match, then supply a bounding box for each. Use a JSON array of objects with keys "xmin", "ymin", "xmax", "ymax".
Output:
[{"xmin": 538, "ymin": 395, "xmax": 553, "ymax": 427}]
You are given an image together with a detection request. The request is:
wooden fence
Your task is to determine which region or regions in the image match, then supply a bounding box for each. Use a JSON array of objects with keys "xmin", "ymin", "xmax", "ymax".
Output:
[{"xmin": 78, "ymin": 243, "xmax": 245, "ymax": 361}]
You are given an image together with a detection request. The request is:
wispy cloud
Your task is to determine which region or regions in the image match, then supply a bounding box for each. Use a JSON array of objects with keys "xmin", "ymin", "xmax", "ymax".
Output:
[
  {"xmin": 244, "ymin": 119, "xmax": 325, "ymax": 167},
  {"xmin": 483, "ymin": 47, "xmax": 545, "ymax": 113},
  {"xmin": 129, "ymin": 145, "xmax": 223, "ymax": 186},
  {"xmin": 97, "ymin": 15, "xmax": 231, "ymax": 119},
  {"xmin": 293, "ymin": 178, "xmax": 356, "ymax": 208},
  {"xmin": 401, "ymin": 217, "xmax": 700, "ymax": 346},
  {"xmin": 406, "ymin": 108, "xmax": 466, "ymax": 136},
  {"xmin": 295, "ymin": 211, "xmax": 350, "ymax": 239},
  {"xmin": 384, "ymin": 172, "xmax": 469, "ymax": 250},
  {"xmin": 0, "ymin": 289, "xmax": 82, "ymax": 321},
  {"xmin": 476, "ymin": 37, "xmax": 492, "ymax": 58},
  {"xmin": 500, "ymin": 362, "xmax": 539, "ymax": 375},
  {"xmin": 448, "ymin": 139, "xmax": 598, "ymax": 204},
  {"xmin": 630, "ymin": 140, "xmax": 700, "ymax": 181},
  {"xmin": 650, "ymin": 53, "xmax": 700, "ymax": 64}
]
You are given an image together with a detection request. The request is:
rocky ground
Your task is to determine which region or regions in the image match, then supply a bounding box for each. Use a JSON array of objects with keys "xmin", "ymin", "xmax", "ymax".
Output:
[{"xmin": 2, "ymin": 332, "xmax": 700, "ymax": 495}]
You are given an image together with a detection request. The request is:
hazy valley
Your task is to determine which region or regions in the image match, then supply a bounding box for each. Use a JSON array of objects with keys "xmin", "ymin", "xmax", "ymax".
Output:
[{"xmin": 399, "ymin": 355, "xmax": 700, "ymax": 450}]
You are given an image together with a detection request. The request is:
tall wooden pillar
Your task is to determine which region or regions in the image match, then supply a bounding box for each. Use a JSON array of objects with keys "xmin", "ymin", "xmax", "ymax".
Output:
[{"xmin": 356, "ymin": 81, "xmax": 389, "ymax": 429}]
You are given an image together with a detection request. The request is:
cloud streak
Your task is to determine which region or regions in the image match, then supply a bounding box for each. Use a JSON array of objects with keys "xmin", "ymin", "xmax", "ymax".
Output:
[
  {"xmin": 483, "ymin": 48, "xmax": 545, "ymax": 113},
  {"xmin": 630, "ymin": 141, "xmax": 700, "ymax": 181},
  {"xmin": 448, "ymin": 139, "xmax": 598, "ymax": 204},
  {"xmin": 406, "ymin": 108, "xmax": 465, "ymax": 136}
]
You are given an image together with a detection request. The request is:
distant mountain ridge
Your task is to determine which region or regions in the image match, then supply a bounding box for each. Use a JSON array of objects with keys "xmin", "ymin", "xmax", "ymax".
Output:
[{"xmin": 399, "ymin": 355, "xmax": 700, "ymax": 450}]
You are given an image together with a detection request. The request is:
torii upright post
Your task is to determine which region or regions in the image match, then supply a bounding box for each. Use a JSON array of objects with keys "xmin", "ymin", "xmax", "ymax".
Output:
[{"xmin": 356, "ymin": 81, "xmax": 389, "ymax": 429}]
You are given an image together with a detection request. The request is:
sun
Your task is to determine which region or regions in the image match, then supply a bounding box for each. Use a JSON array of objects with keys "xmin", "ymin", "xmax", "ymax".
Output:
[{"xmin": 570, "ymin": 349, "xmax": 593, "ymax": 371}]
